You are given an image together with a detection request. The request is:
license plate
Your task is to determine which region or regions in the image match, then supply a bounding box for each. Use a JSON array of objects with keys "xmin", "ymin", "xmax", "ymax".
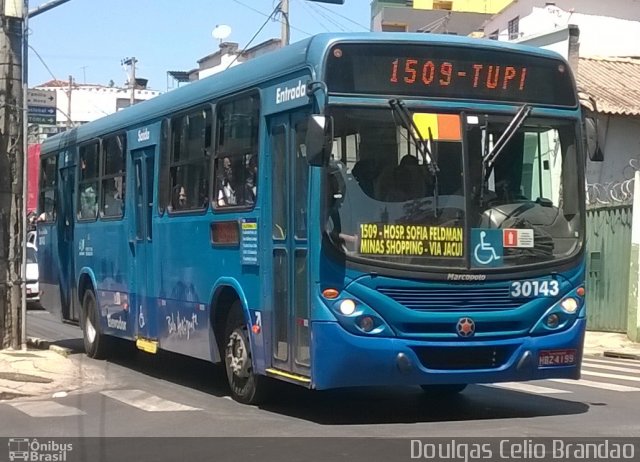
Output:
[
  {"xmin": 539, "ymin": 349, "xmax": 576, "ymax": 366},
  {"xmin": 26, "ymin": 288, "xmax": 32, "ymax": 295}
]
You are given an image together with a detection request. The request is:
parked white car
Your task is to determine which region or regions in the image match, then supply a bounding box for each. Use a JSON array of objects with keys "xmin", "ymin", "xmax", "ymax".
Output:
[
  {"xmin": 27, "ymin": 230, "xmax": 37, "ymax": 249},
  {"xmin": 26, "ymin": 243, "xmax": 39, "ymax": 303}
]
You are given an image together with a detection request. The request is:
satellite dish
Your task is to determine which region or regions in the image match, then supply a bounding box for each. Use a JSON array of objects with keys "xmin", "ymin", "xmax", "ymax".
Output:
[{"xmin": 212, "ymin": 25, "xmax": 232, "ymax": 42}]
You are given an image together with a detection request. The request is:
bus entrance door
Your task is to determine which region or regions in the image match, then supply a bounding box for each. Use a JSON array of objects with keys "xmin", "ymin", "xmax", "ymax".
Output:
[
  {"xmin": 269, "ymin": 112, "xmax": 311, "ymax": 382},
  {"xmin": 130, "ymin": 147, "xmax": 157, "ymax": 349}
]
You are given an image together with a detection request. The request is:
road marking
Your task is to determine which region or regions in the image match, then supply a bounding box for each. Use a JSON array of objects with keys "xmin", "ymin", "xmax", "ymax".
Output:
[
  {"xmin": 580, "ymin": 370, "xmax": 640, "ymax": 382},
  {"xmin": 100, "ymin": 389, "xmax": 200, "ymax": 412},
  {"xmin": 583, "ymin": 357, "xmax": 640, "ymax": 369},
  {"xmin": 550, "ymin": 379, "xmax": 640, "ymax": 392},
  {"xmin": 582, "ymin": 362, "xmax": 640, "ymax": 374},
  {"xmin": 488, "ymin": 382, "xmax": 571, "ymax": 394},
  {"xmin": 9, "ymin": 401, "xmax": 86, "ymax": 417}
]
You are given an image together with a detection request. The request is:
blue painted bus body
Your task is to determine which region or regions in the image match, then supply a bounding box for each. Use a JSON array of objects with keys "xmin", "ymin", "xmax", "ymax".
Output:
[{"xmin": 38, "ymin": 33, "xmax": 586, "ymax": 391}]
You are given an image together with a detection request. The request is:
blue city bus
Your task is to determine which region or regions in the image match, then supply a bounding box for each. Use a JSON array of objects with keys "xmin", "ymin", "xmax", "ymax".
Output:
[{"xmin": 37, "ymin": 33, "xmax": 593, "ymax": 404}]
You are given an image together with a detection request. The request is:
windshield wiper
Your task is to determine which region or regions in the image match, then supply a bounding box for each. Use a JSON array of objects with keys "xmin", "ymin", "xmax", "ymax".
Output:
[
  {"xmin": 480, "ymin": 104, "xmax": 532, "ymax": 205},
  {"xmin": 482, "ymin": 104, "xmax": 532, "ymax": 179},
  {"xmin": 389, "ymin": 99, "xmax": 439, "ymax": 177},
  {"xmin": 389, "ymin": 98, "xmax": 440, "ymax": 216}
]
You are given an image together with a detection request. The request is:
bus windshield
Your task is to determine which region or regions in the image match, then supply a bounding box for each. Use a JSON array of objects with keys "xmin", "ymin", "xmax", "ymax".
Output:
[{"xmin": 324, "ymin": 106, "xmax": 583, "ymax": 271}]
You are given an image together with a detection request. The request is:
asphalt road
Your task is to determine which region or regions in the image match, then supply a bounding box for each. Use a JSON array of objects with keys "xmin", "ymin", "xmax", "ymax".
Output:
[{"xmin": 3, "ymin": 309, "xmax": 640, "ymax": 441}]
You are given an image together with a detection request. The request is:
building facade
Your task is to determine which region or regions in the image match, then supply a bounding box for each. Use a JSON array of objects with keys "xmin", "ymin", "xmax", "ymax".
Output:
[
  {"xmin": 483, "ymin": 0, "xmax": 640, "ymax": 57},
  {"xmin": 29, "ymin": 80, "xmax": 161, "ymax": 142},
  {"xmin": 168, "ymin": 39, "xmax": 283, "ymax": 86},
  {"xmin": 371, "ymin": 0, "xmax": 513, "ymax": 35}
]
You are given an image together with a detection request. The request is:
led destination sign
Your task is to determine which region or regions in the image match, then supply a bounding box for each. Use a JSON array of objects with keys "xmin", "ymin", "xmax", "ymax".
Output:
[{"xmin": 325, "ymin": 43, "xmax": 577, "ymax": 107}]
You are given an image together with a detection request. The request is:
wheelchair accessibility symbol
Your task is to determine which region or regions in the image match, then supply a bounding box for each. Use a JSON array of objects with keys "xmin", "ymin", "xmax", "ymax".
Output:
[{"xmin": 471, "ymin": 229, "xmax": 503, "ymax": 267}]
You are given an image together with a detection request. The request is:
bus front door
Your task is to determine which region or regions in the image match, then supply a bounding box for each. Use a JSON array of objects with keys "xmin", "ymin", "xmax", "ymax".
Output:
[
  {"xmin": 269, "ymin": 112, "xmax": 311, "ymax": 380},
  {"xmin": 130, "ymin": 147, "xmax": 156, "ymax": 345}
]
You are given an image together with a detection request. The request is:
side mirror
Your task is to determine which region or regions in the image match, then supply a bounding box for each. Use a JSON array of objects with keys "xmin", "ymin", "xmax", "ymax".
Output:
[
  {"xmin": 306, "ymin": 115, "xmax": 333, "ymax": 167},
  {"xmin": 585, "ymin": 116, "xmax": 604, "ymax": 162}
]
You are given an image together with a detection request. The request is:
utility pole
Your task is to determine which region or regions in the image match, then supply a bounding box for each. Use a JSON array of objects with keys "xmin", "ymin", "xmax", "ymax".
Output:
[
  {"xmin": 0, "ymin": 0, "xmax": 25, "ymax": 350},
  {"xmin": 280, "ymin": 0, "xmax": 289, "ymax": 47},
  {"xmin": 122, "ymin": 57, "xmax": 137, "ymax": 106},
  {"xmin": 66, "ymin": 75, "xmax": 72, "ymax": 128}
]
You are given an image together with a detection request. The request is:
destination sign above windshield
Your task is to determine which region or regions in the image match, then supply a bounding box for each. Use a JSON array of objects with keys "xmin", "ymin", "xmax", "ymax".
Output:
[{"xmin": 325, "ymin": 43, "xmax": 577, "ymax": 107}]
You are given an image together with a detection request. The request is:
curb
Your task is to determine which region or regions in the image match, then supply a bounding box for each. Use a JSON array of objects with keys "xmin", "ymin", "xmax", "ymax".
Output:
[
  {"xmin": 603, "ymin": 351, "xmax": 640, "ymax": 361},
  {"xmin": 27, "ymin": 337, "xmax": 73, "ymax": 358},
  {"xmin": 26, "ymin": 337, "xmax": 50, "ymax": 350}
]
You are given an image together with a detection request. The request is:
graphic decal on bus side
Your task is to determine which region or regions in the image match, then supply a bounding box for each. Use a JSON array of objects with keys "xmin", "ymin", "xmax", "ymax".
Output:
[
  {"xmin": 107, "ymin": 315, "xmax": 127, "ymax": 331},
  {"xmin": 78, "ymin": 238, "xmax": 94, "ymax": 257},
  {"xmin": 358, "ymin": 224, "xmax": 463, "ymax": 257},
  {"xmin": 166, "ymin": 312, "xmax": 199, "ymax": 340},
  {"xmin": 100, "ymin": 290, "xmax": 129, "ymax": 332}
]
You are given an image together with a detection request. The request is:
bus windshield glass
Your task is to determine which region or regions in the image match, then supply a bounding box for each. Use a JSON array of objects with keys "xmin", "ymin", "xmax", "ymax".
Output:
[{"xmin": 324, "ymin": 107, "xmax": 583, "ymax": 271}]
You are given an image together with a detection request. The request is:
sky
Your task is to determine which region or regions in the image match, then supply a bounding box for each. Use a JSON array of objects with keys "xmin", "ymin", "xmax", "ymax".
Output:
[{"xmin": 27, "ymin": 0, "xmax": 371, "ymax": 91}]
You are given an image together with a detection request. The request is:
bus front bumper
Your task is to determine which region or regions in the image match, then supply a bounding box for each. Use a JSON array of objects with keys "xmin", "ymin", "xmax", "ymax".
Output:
[{"xmin": 310, "ymin": 318, "xmax": 585, "ymax": 390}]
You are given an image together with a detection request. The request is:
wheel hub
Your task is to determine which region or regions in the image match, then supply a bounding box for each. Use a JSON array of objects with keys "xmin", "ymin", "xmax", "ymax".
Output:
[
  {"xmin": 227, "ymin": 330, "xmax": 250, "ymax": 378},
  {"xmin": 85, "ymin": 315, "xmax": 96, "ymax": 344}
]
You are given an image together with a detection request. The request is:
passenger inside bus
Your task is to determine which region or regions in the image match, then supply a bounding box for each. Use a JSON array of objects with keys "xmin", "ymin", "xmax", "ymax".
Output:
[
  {"xmin": 168, "ymin": 184, "xmax": 188, "ymax": 212},
  {"xmin": 244, "ymin": 155, "xmax": 258, "ymax": 205},
  {"xmin": 351, "ymin": 158, "xmax": 377, "ymax": 197},
  {"xmin": 374, "ymin": 154, "xmax": 427, "ymax": 202},
  {"xmin": 80, "ymin": 185, "xmax": 97, "ymax": 219},
  {"xmin": 216, "ymin": 156, "xmax": 237, "ymax": 207},
  {"xmin": 178, "ymin": 186, "xmax": 187, "ymax": 209},
  {"xmin": 103, "ymin": 177, "xmax": 123, "ymax": 216},
  {"xmin": 79, "ymin": 158, "xmax": 98, "ymax": 219}
]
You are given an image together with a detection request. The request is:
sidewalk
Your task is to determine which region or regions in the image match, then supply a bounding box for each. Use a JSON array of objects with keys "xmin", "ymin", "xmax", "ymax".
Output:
[
  {"xmin": 0, "ymin": 343, "xmax": 105, "ymax": 401},
  {"xmin": 584, "ymin": 330, "xmax": 640, "ymax": 359}
]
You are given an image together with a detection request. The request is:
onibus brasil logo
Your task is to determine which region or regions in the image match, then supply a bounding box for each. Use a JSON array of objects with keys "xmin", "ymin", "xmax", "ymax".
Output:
[{"xmin": 8, "ymin": 438, "xmax": 73, "ymax": 462}]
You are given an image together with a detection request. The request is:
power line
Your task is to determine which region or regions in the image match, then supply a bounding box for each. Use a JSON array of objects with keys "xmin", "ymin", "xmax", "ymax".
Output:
[
  {"xmin": 306, "ymin": 1, "xmax": 347, "ymax": 32},
  {"xmin": 295, "ymin": 0, "xmax": 332, "ymax": 32},
  {"xmin": 229, "ymin": 0, "xmax": 274, "ymax": 19},
  {"xmin": 29, "ymin": 45, "xmax": 107, "ymax": 121},
  {"xmin": 28, "ymin": 45, "xmax": 58, "ymax": 83},
  {"xmin": 229, "ymin": 0, "xmax": 311, "ymax": 36},
  {"xmin": 226, "ymin": 2, "xmax": 281, "ymax": 70},
  {"xmin": 315, "ymin": 3, "xmax": 369, "ymax": 31}
]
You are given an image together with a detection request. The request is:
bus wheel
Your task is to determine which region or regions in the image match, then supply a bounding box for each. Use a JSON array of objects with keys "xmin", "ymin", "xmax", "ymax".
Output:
[
  {"xmin": 82, "ymin": 289, "xmax": 110, "ymax": 359},
  {"xmin": 223, "ymin": 302, "xmax": 268, "ymax": 405},
  {"xmin": 420, "ymin": 384, "xmax": 467, "ymax": 396}
]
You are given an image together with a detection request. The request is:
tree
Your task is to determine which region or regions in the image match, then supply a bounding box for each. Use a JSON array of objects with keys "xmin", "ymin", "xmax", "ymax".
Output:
[{"xmin": 0, "ymin": 3, "xmax": 25, "ymax": 349}]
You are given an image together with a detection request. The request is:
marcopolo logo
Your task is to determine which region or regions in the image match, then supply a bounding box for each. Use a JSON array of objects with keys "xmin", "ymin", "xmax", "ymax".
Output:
[
  {"xmin": 275, "ymin": 80, "xmax": 307, "ymax": 105},
  {"xmin": 8, "ymin": 438, "xmax": 73, "ymax": 462}
]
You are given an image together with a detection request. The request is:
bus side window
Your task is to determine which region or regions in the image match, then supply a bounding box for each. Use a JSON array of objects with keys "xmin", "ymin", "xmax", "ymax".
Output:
[
  {"xmin": 78, "ymin": 142, "xmax": 99, "ymax": 220},
  {"xmin": 101, "ymin": 134, "xmax": 126, "ymax": 218},
  {"xmin": 214, "ymin": 94, "xmax": 260, "ymax": 209},
  {"xmin": 38, "ymin": 155, "xmax": 58, "ymax": 222},
  {"xmin": 167, "ymin": 107, "xmax": 211, "ymax": 213}
]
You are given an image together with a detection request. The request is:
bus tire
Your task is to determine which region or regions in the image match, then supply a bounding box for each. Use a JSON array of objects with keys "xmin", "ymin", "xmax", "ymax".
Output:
[
  {"xmin": 223, "ymin": 301, "xmax": 268, "ymax": 405},
  {"xmin": 82, "ymin": 289, "xmax": 111, "ymax": 359},
  {"xmin": 420, "ymin": 384, "xmax": 467, "ymax": 395}
]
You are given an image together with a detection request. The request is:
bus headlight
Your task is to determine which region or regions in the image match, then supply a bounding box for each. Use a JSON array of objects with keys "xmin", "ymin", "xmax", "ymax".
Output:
[
  {"xmin": 545, "ymin": 313, "xmax": 560, "ymax": 328},
  {"xmin": 357, "ymin": 315, "xmax": 375, "ymax": 332},
  {"xmin": 560, "ymin": 297, "xmax": 579, "ymax": 314},
  {"xmin": 339, "ymin": 299, "xmax": 356, "ymax": 316}
]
